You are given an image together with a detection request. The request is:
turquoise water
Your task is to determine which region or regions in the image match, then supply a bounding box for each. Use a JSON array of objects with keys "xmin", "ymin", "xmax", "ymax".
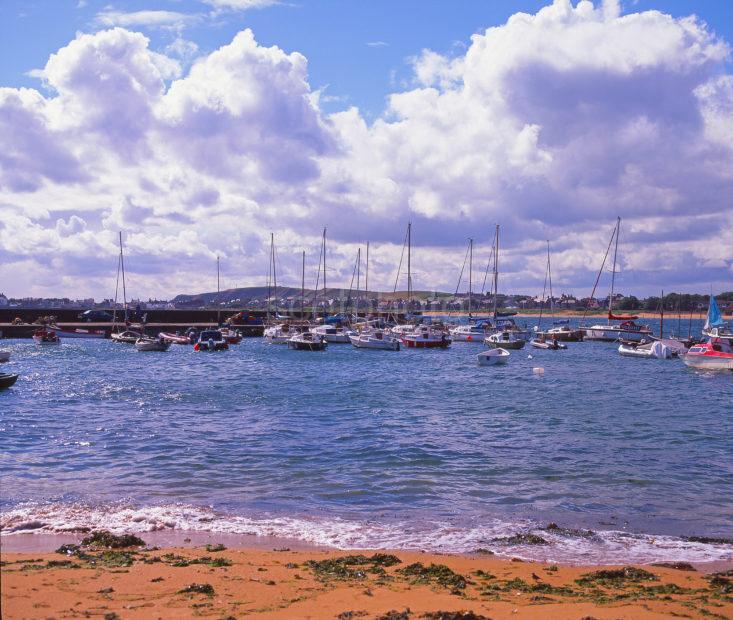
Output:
[{"xmin": 1, "ymin": 319, "xmax": 732, "ymax": 563}]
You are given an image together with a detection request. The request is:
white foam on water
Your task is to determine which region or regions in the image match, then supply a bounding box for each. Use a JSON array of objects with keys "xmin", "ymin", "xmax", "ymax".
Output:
[{"xmin": 1, "ymin": 501, "xmax": 731, "ymax": 565}]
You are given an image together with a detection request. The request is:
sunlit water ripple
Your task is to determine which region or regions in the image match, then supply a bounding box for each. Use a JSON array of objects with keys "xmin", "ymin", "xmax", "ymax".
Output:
[{"xmin": 1, "ymin": 318, "xmax": 731, "ymax": 564}]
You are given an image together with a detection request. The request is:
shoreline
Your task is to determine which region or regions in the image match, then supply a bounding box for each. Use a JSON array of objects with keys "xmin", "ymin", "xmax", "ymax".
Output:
[{"xmin": 2, "ymin": 539, "xmax": 731, "ymax": 619}]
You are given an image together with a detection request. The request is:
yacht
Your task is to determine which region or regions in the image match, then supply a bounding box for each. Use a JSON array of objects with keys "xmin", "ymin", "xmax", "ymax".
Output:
[{"xmin": 485, "ymin": 330, "xmax": 526, "ymax": 350}]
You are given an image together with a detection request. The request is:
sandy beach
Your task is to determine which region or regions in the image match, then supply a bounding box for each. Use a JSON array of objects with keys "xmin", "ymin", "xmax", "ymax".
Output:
[{"xmin": 2, "ymin": 533, "xmax": 732, "ymax": 619}]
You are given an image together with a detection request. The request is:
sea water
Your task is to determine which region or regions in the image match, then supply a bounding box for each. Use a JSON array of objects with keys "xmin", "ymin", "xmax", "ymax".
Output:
[{"xmin": 1, "ymin": 319, "xmax": 731, "ymax": 564}]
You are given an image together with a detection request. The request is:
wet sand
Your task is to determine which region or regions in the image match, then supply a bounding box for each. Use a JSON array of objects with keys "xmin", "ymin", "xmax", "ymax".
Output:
[{"xmin": 2, "ymin": 538, "xmax": 731, "ymax": 619}]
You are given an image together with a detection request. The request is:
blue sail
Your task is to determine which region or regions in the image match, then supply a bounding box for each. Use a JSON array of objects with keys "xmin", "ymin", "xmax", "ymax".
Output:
[{"xmin": 704, "ymin": 295, "xmax": 725, "ymax": 330}]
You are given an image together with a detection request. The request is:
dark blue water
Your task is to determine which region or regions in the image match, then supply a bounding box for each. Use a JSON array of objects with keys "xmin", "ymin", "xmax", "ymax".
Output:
[{"xmin": 1, "ymin": 319, "xmax": 732, "ymax": 563}]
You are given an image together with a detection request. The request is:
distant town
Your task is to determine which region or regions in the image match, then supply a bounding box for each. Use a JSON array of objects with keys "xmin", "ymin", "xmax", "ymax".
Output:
[{"xmin": 2, "ymin": 289, "xmax": 731, "ymax": 315}]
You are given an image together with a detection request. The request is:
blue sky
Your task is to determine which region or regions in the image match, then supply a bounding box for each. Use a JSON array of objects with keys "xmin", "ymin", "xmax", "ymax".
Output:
[
  {"xmin": 3, "ymin": 0, "xmax": 732, "ymax": 119},
  {"xmin": 1, "ymin": 0, "xmax": 732, "ymax": 298}
]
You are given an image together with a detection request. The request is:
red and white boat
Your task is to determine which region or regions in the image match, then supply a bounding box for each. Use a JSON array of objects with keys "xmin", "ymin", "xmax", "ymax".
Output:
[
  {"xmin": 682, "ymin": 295, "xmax": 733, "ymax": 370},
  {"xmin": 33, "ymin": 328, "xmax": 60, "ymax": 345},
  {"xmin": 51, "ymin": 326, "xmax": 106, "ymax": 339},
  {"xmin": 683, "ymin": 335, "xmax": 733, "ymax": 371},
  {"xmin": 401, "ymin": 325, "xmax": 452, "ymax": 348}
]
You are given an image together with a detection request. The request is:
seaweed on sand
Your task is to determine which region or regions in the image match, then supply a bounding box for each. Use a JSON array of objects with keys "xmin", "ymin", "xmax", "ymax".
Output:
[
  {"xmin": 306, "ymin": 554, "xmax": 401, "ymax": 581},
  {"xmin": 575, "ymin": 566, "xmax": 658, "ymax": 587},
  {"xmin": 178, "ymin": 583, "xmax": 215, "ymax": 596},
  {"xmin": 397, "ymin": 563, "xmax": 468, "ymax": 592},
  {"xmin": 205, "ymin": 543, "xmax": 226, "ymax": 552},
  {"xmin": 422, "ymin": 613, "xmax": 491, "ymax": 620},
  {"xmin": 651, "ymin": 562, "xmax": 697, "ymax": 571},
  {"xmin": 80, "ymin": 530, "xmax": 146, "ymax": 548}
]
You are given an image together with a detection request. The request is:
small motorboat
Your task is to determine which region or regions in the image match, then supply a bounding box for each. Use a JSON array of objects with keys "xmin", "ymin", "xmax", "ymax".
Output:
[
  {"xmin": 530, "ymin": 335, "xmax": 567, "ymax": 350},
  {"xmin": 350, "ymin": 329, "xmax": 400, "ymax": 350},
  {"xmin": 0, "ymin": 351, "xmax": 10, "ymax": 363},
  {"xmin": 135, "ymin": 336, "xmax": 171, "ymax": 352},
  {"xmin": 159, "ymin": 332, "xmax": 191, "ymax": 345},
  {"xmin": 485, "ymin": 331, "xmax": 525, "ymax": 350},
  {"xmin": 288, "ymin": 332, "xmax": 327, "ymax": 351},
  {"xmin": 539, "ymin": 324, "xmax": 584, "ymax": 342},
  {"xmin": 111, "ymin": 330, "xmax": 143, "ymax": 344},
  {"xmin": 683, "ymin": 328, "xmax": 733, "ymax": 370},
  {"xmin": 402, "ymin": 325, "xmax": 452, "ymax": 349},
  {"xmin": 32, "ymin": 329, "xmax": 60, "ymax": 345},
  {"xmin": 264, "ymin": 324, "xmax": 296, "ymax": 344},
  {"xmin": 51, "ymin": 326, "xmax": 106, "ymax": 339},
  {"xmin": 0, "ymin": 373, "xmax": 19, "ymax": 389},
  {"xmin": 194, "ymin": 330, "xmax": 229, "ymax": 351},
  {"xmin": 449, "ymin": 324, "xmax": 487, "ymax": 343},
  {"xmin": 311, "ymin": 324, "xmax": 353, "ymax": 343},
  {"xmin": 477, "ymin": 348, "xmax": 510, "ymax": 366}
]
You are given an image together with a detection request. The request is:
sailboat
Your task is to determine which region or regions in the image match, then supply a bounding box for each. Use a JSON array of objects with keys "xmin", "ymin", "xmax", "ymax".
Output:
[
  {"xmin": 531, "ymin": 241, "xmax": 567, "ymax": 350},
  {"xmin": 583, "ymin": 217, "xmax": 652, "ymax": 342},
  {"xmin": 485, "ymin": 224, "xmax": 529, "ymax": 341},
  {"xmin": 263, "ymin": 234, "xmax": 295, "ymax": 344},
  {"xmin": 310, "ymin": 230, "xmax": 353, "ymax": 343},
  {"xmin": 110, "ymin": 231, "xmax": 142, "ymax": 343},
  {"xmin": 683, "ymin": 294, "xmax": 733, "ymax": 370},
  {"xmin": 450, "ymin": 238, "xmax": 488, "ymax": 343}
]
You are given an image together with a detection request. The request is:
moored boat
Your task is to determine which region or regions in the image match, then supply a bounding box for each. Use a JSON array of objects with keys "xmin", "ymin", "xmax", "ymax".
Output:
[
  {"xmin": 311, "ymin": 324, "xmax": 353, "ymax": 343},
  {"xmin": 0, "ymin": 351, "xmax": 10, "ymax": 363},
  {"xmin": 682, "ymin": 296, "xmax": 733, "ymax": 370},
  {"xmin": 402, "ymin": 325, "xmax": 451, "ymax": 348},
  {"xmin": 159, "ymin": 332, "xmax": 191, "ymax": 345},
  {"xmin": 530, "ymin": 335, "xmax": 567, "ymax": 350},
  {"xmin": 135, "ymin": 336, "xmax": 171, "ymax": 352},
  {"xmin": 0, "ymin": 373, "xmax": 19, "ymax": 389},
  {"xmin": 51, "ymin": 327, "xmax": 106, "ymax": 339},
  {"xmin": 111, "ymin": 330, "xmax": 142, "ymax": 344},
  {"xmin": 485, "ymin": 330, "xmax": 525, "ymax": 350},
  {"xmin": 288, "ymin": 331, "xmax": 327, "ymax": 351},
  {"xmin": 449, "ymin": 324, "xmax": 487, "ymax": 342},
  {"xmin": 194, "ymin": 330, "xmax": 229, "ymax": 351},
  {"xmin": 477, "ymin": 348, "xmax": 510, "ymax": 366},
  {"xmin": 540, "ymin": 324, "xmax": 584, "ymax": 341},
  {"xmin": 219, "ymin": 328, "xmax": 243, "ymax": 344},
  {"xmin": 618, "ymin": 340, "xmax": 672, "ymax": 359},
  {"xmin": 33, "ymin": 329, "xmax": 60, "ymax": 345},
  {"xmin": 350, "ymin": 329, "xmax": 400, "ymax": 350},
  {"xmin": 264, "ymin": 323, "xmax": 297, "ymax": 344},
  {"xmin": 584, "ymin": 320, "xmax": 652, "ymax": 342}
]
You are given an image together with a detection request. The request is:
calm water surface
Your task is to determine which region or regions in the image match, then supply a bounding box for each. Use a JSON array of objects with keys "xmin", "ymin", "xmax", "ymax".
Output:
[{"xmin": 1, "ymin": 319, "xmax": 731, "ymax": 563}]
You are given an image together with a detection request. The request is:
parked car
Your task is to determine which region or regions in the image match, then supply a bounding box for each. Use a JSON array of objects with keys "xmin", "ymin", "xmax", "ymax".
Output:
[{"xmin": 79, "ymin": 310, "xmax": 114, "ymax": 322}]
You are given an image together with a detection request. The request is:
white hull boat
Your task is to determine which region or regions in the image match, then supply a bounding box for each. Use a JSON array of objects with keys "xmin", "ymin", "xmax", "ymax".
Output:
[
  {"xmin": 485, "ymin": 331, "xmax": 525, "ymax": 350},
  {"xmin": 530, "ymin": 338, "xmax": 567, "ymax": 350},
  {"xmin": 51, "ymin": 327, "xmax": 106, "ymax": 339},
  {"xmin": 111, "ymin": 330, "xmax": 142, "ymax": 344},
  {"xmin": 449, "ymin": 325, "xmax": 487, "ymax": 342},
  {"xmin": 618, "ymin": 340, "xmax": 672, "ymax": 359},
  {"xmin": 288, "ymin": 332, "xmax": 327, "ymax": 351},
  {"xmin": 350, "ymin": 331, "xmax": 400, "ymax": 350},
  {"xmin": 477, "ymin": 348, "xmax": 510, "ymax": 365},
  {"xmin": 311, "ymin": 325, "xmax": 353, "ymax": 343},
  {"xmin": 135, "ymin": 337, "xmax": 171, "ymax": 352},
  {"xmin": 264, "ymin": 325, "xmax": 297, "ymax": 344},
  {"xmin": 584, "ymin": 322, "xmax": 652, "ymax": 342}
]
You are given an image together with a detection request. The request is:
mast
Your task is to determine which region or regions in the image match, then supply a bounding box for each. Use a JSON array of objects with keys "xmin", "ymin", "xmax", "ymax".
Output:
[
  {"xmin": 547, "ymin": 240, "xmax": 554, "ymax": 321},
  {"xmin": 492, "ymin": 225, "xmax": 499, "ymax": 318},
  {"xmin": 660, "ymin": 290, "xmax": 664, "ymax": 339},
  {"xmin": 609, "ymin": 216, "xmax": 621, "ymax": 321},
  {"xmin": 112, "ymin": 250, "xmax": 121, "ymax": 328},
  {"xmin": 365, "ymin": 241, "xmax": 369, "ymax": 315},
  {"xmin": 322, "ymin": 229, "xmax": 327, "ymax": 319},
  {"xmin": 468, "ymin": 238, "xmax": 473, "ymax": 317},
  {"xmin": 356, "ymin": 246, "xmax": 361, "ymax": 316},
  {"xmin": 267, "ymin": 234, "xmax": 273, "ymax": 322},
  {"xmin": 119, "ymin": 231, "xmax": 128, "ymax": 323},
  {"xmin": 407, "ymin": 221, "xmax": 412, "ymax": 308},
  {"xmin": 216, "ymin": 255, "xmax": 221, "ymax": 326},
  {"xmin": 301, "ymin": 250, "xmax": 305, "ymax": 318},
  {"xmin": 538, "ymin": 240, "xmax": 550, "ymax": 330}
]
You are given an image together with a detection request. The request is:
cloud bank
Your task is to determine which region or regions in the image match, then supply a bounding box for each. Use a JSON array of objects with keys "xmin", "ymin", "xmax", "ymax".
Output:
[{"xmin": 1, "ymin": 0, "xmax": 732, "ymax": 299}]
